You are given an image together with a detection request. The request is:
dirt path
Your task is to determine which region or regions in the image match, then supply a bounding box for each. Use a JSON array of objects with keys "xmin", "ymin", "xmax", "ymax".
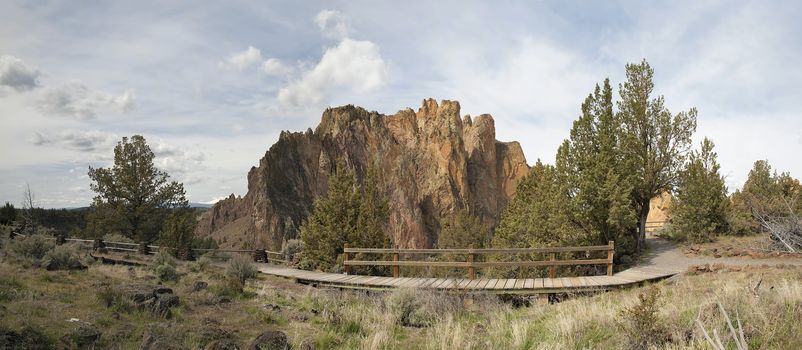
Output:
[{"xmin": 639, "ymin": 236, "xmax": 802, "ymax": 271}]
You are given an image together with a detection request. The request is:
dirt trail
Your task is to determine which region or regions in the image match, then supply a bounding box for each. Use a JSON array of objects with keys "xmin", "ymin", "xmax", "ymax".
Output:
[{"xmin": 639, "ymin": 236, "xmax": 802, "ymax": 271}]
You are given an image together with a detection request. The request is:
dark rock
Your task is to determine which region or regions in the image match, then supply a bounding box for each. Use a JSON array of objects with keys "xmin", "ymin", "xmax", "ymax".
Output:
[
  {"xmin": 0, "ymin": 326, "xmax": 54, "ymax": 349},
  {"xmin": 60, "ymin": 324, "xmax": 101, "ymax": 348},
  {"xmin": 44, "ymin": 259, "xmax": 87, "ymax": 271},
  {"xmin": 215, "ymin": 296, "xmax": 232, "ymax": 305},
  {"xmin": 263, "ymin": 304, "xmax": 281, "ymax": 312},
  {"xmin": 140, "ymin": 329, "xmax": 183, "ymax": 350},
  {"xmin": 154, "ymin": 286, "xmax": 174, "ymax": 294},
  {"xmin": 193, "ymin": 281, "xmax": 209, "ymax": 292},
  {"xmin": 151, "ymin": 293, "xmax": 179, "ymax": 318},
  {"xmin": 247, "ymin": 330, "xmax": 289, "ymax": 350}
]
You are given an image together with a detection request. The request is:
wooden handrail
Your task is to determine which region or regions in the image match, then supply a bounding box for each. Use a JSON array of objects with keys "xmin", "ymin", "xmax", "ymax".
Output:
[
  {"xmin": 343, "ymin": 241, "xmax": 615, "ymax": 279},
  {"xmin": 344, "ymin": 245, "xmax": 611, "ymax": 254}
]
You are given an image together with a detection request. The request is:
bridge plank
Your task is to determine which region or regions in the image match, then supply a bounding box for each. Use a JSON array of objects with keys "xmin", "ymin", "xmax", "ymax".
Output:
[{"xmin": 504, "ymin": 279, "xmax": 517, "ymax": 289}]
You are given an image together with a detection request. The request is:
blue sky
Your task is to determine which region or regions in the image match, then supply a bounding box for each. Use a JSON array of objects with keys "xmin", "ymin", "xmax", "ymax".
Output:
[{"xmin": 1, "ymin": 1, "xmax": 801, "ymax": 208}]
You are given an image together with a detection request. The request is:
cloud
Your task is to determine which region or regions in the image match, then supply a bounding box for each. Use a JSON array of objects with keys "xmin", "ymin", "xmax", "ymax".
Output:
[
  {"xmin": 262, "ymin": 58, "xmax": 292, "ymax": 76},
  {"xmin": 151, "ymin": 141, "xmax": 205, "ymax": 175},
  {"xmin": 277, "ymin": 38, "xmax": 388, "ymax": 107},
  {"xmin": 32, "ymin": 130, "xmax": 117, "ymax": 153},
  {"xmin": 218, "ymin": 46, "xmax": 263, "ymax": 70},
  {"xmin": 315, "ymin": 10, "xmax": 350, "ymax": 39},
  {"xmin": 0, "ymin": 55, "xmax": 41, "ymax": 92},
  {"xmin": 36, "ymin": 81, "xmax": 135, "ymax": 120}
]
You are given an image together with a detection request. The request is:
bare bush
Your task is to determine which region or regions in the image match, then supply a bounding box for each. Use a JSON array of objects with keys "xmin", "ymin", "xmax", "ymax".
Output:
[{"xmin": 752, "ymin": 198, "xmax": 802, "ymax": 252}]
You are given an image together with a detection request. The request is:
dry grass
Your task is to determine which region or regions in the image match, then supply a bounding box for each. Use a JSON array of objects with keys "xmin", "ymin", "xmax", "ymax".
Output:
[{"xmin": 1, "ymin": 232, "xmax": 800, "ymax": 349}]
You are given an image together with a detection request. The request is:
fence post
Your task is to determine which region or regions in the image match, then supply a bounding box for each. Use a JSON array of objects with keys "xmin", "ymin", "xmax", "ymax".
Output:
[
  {"xmin": 138, "ymin": 242, "xmax": 150, "ymax": 255},
  {"xmin": 607, "ymin": 240, "xmax": 615, "ymax": 276},
  {"xmin": 548, "ymin": 252, "xmax": 556, "ymax": 279},
  {"xmin": 343, "ymin": 243, "xmax": 350, "ymax": 275},
  {"xmin": 467, "ymin": 244, "xmax": 476, "ymax": 279},
  {"xmin": 392, "ymin": 245, "xmax": 400, "ymax": 278}
]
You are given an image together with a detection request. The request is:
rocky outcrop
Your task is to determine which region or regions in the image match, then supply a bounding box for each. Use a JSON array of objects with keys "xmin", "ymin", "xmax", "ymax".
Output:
[{"xmin": 196, "ymin": 99, "xmax": 529, "ymax": 249}]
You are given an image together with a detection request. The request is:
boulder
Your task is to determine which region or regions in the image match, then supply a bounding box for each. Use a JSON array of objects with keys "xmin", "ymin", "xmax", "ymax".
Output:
[
  {"xmin": 206, "ymin": 339, "xmax": 241, "ymax": 350},
  {"xmin": 60, "ymin": 324, "xmax": 101, "ymax": 348},
  {"xmin": 247, "ymin": 330, "xmax": 289, "ymax": 350},
  {"xmin": 193, "ymin": 281, "xmax": 209, "ymax": 292}
]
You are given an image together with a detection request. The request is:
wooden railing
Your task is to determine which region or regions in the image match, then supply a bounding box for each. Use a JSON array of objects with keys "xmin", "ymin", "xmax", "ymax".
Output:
[
  {"xmin": 343, "ymin": 241, "xmax": 615, "ymax": 279},
  {"xmin": 9, "ymin": 232, "xmax": 285, "ymax": 263}
]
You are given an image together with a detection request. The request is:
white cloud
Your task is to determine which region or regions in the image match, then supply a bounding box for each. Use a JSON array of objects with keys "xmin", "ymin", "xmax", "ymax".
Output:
[
  {"xmin": 261, "ymin": 58, "xmax": 292, "ymax": 76},
  {"xmin": 151, "ymin": 141, "xmax": 205, "ymax": 175},
  {"xmin": 36, "ymin": 81, "xmax": 135, "ymax": 120},
  {"xmin": 277, "ymin": 38, "xmax": 388, "ymax": 107},
  {"xmin": 32, "ymin": 130, "xmax": 118, "ymax": 153},
  {"xmin": 315, "ymin": 10, "xmax": 350, "ymax": 40},
  {"xmin": 0, "ymin": 55, "xmax": 41, "ymax": 92},
  {"xmin": 218, "ymin": 46, "xmax": 263, "ymax": 70}
]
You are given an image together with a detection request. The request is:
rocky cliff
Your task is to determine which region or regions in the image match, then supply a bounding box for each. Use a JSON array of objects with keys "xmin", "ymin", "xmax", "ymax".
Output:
[{"xmin": 196, "ymin": 99, "xmax": 530, "ymax": 249}]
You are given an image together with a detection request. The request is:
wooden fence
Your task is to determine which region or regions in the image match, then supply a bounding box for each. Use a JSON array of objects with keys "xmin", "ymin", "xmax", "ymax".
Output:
[
  {"xmin": 343, "ymin": 241, "xmax": 615, "ymax": 279},
  {"xmin": 9, "ymin": 232, "xmax": 285, "ymax": 263}
]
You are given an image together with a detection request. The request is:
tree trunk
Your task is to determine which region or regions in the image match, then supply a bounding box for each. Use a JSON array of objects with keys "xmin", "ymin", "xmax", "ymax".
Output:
[{"xmin": 637, "ymin": 204, "xmax": 650, "ymax": 254}]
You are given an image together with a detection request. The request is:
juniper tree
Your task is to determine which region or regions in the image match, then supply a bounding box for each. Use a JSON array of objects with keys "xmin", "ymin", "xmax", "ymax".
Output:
[
  {"xmin": 669, "ymin": 138, "xmax": 729, "ymax": 242},
  {"xmin": 299, "ymin": 160, "xmax": 391, "ymax": 271},
  {"xmin": 437, "ymin": 209, "xmax": 489, "ymax": 249},
  {"xmin": 87, "ymin": 135, "xmax": 188, "ymax": 243},
  {"xmin": 617, "ymin": 60, "xmax": 697, "ymax": 252},
  {"xmin": 557, "ymin": 78, "xmax": 637, "ymax": 252}
]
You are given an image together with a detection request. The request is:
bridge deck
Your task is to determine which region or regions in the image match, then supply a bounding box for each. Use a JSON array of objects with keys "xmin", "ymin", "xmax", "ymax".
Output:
[{"xmin": 257, "ymin": 264, "xmax": 683, "ymax": 294}]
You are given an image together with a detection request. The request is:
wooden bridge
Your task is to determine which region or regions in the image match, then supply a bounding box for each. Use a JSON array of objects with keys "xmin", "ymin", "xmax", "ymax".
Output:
[
  {"xmin": 14, "ymin": 233, "xmax": 681, "ymax": 294},
  {"xmin": 258, "ymin": 241, "xmax": 683, "ymax": 294}
]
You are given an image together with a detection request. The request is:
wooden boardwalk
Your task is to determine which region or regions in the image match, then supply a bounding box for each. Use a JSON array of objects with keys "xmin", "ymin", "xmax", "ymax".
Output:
[{"xmin": 257, "ymin": 264, "xmax": 683, "ymax": 294}]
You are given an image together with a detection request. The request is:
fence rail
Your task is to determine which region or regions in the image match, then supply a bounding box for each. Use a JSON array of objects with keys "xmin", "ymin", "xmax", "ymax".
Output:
[
  {"xmin": 9, "ymin": 232, "xmax": 284, "ymax": 263},
  {"xmin": 343, "ymin": 241, "xmax": 615, "ymax": 279}
]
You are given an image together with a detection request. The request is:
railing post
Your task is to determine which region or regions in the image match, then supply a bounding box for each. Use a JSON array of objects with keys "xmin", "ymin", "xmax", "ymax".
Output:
[
  {"xmin": 392, "ymin": 245, "xmax": 400, "ymax": 278},
  {"xmin": 467, "ymin": 244, "xmax": 476, "ymax": 279},
  {"xmin": 607, "ymin": 240, "xmax": 615, "ymax": 276},
  {"xmin": 548, "ymin": 252, "xmax": 556, "ymax": 279},
  {"xmin": 343, "ymin": 243, "xmax": 350, "ymax": 275}
]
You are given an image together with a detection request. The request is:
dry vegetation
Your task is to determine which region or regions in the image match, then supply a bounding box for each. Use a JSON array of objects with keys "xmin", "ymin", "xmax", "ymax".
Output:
[{"xmin": 0, "ymin": 228, "xmax": 800, "ymax": 349}]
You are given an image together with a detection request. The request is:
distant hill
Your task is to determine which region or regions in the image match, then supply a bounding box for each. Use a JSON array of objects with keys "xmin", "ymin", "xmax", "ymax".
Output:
[{"xmin": 189, "ymin": 202, "xmax": 213, "ymax": 209}]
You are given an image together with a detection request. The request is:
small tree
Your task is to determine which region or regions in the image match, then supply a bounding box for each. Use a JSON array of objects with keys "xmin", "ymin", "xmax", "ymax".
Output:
[
  {"xmin": 0, "ymin": 202, "xmax": 16, "ymax": 225},
  {"xmin": 20, "ymin": 184, "xmax": 38, "ymax": 234},
  {"xmin": 159, "ymin": 210, "xmax": 196, "ymax": 260},
  {"xmin": 437, "ymin": 209, "xmax": 489, "ymax": 249},
  {"xmin": 299, "ymin": 160, "xmax": 391, "ymax": 271},
  {"xmin": 299, "ymin": 160, "xmax": 361, "ymax": 271},
  {"xmin": 617, "ymin": 60, "xmax": 697, "ymax": 253},
  {"xmin": 669, "ymin": 138, "xmax": 729, "ymax": 242},
  {"xmin": 87, "ymin": 135, "xmax": 188, "ymax": 243}
]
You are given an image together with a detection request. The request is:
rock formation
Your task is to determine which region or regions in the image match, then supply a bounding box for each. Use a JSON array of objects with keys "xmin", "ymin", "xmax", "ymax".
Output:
[{"xmin": 196, "ymin": 99, "xmax": 529, "ymax": 249}]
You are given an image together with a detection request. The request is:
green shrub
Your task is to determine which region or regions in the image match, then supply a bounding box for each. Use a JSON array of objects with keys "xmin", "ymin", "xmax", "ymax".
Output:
[
  {"xmin": 102, "ymin": 233, "xmax": 134, "ymax": 244},
  {"xmin": 385, "ymin": 288, "xmax": 440, "ymax": 327},
  {"xmin": 618, "ymin": 286, "xmax": 669, "ymax": 349},
  {"xmin": 11, "ymin": 234, "xmax": 55, "ymax": 260},
  {"xmin": 0, "ymin": 276, "xmax": 25, "ymax": 302},
  {"xmin": 96, "ymin": 284, "xmax": 133, "ymax": 313},
  {"xmin": 43, "ymin": 243, "xmax": 84, "ymax": 270},
  {"xmin": 225, "ymin": 254, "xmax": 257, "ymax": 285},
  {"xmin": 152, "ymin": 250, "xmax": 176, "ymax": 269},
  {"xmin": 155, "ymin": 264, "xmax": 178, "ymax": 282},
  {"xmin": 188, "ymin": 255, "xmax": 211, "ymax": 273}
]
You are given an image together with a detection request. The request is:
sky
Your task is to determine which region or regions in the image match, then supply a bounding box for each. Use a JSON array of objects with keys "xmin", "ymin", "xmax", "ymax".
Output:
[{"xmin": 1, "ymin": 1, "xmax": 801, "ymax": 208}]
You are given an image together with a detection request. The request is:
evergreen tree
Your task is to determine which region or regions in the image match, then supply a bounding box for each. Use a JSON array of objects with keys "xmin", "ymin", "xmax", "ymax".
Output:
[
  {"xmin": 87, "ymin": 135, "xmax": 188, "ymax": 242},
  {"xmin": 299, "ymin": 160, "xmax": 391, "ymax": 271},
  {"xmin": 617, "ymin": 60, "xmax": 697, "ymax": 253},
  {"xmin": 437, "ymin": 209, "xmax": 489, "ymax": 249},
  {"xmin": 0, "ymin": 202, "xmax": 16, "ymax": 225},
  {"xmin": 159, "ymin": 209, "xmax": 196, "ymax": 260},
  {"xmin": 558, "ymin": 78, "xmax": 637, "ymax": 252},
  {"xmin": 669, "ymin": 138, "xmax": 729, "ymax": 242},
  {"xmin": 728, "ymin": 160, "xmax": 802, "ymax": 235}
]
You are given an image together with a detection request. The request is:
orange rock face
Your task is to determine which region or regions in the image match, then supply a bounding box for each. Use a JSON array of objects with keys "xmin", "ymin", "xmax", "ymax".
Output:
[{"xmin": 196, "ymin": 99, "xmax": 530, "ymax": 249}]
